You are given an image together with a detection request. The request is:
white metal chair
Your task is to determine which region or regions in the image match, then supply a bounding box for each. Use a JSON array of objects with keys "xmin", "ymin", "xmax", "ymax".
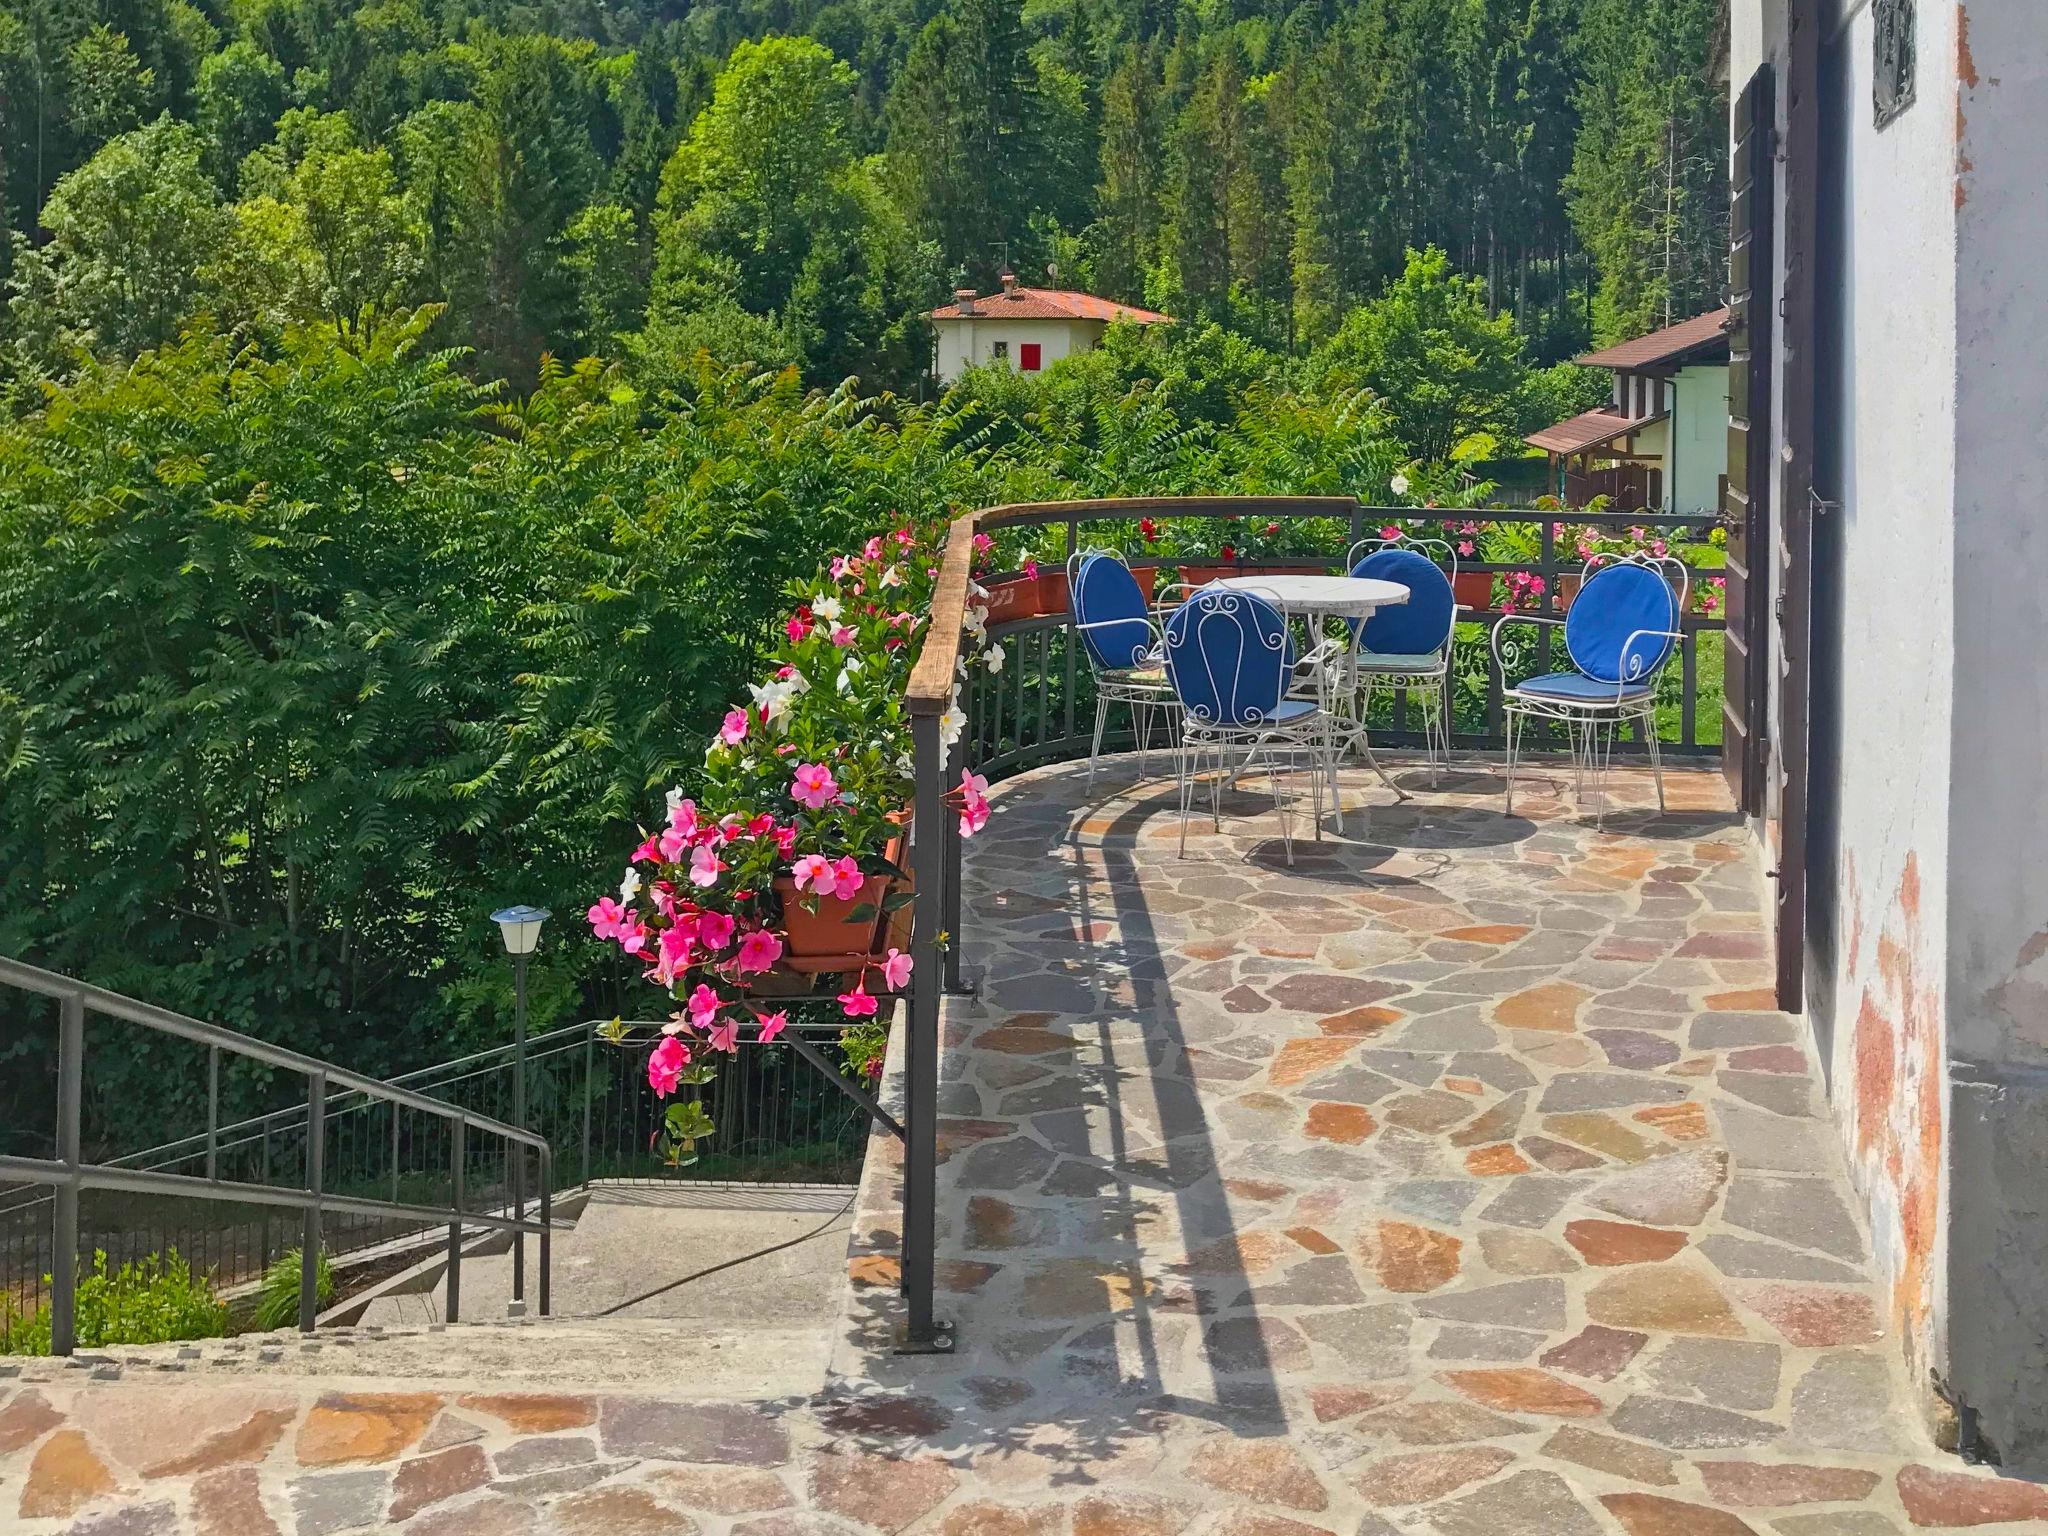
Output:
[
  {"xmin": 1341, "ymin": 536, "xmax": 1464, "ymax": 784},
  {"xmin": 1163, "ymin": 586, "xmax": 1338, "ymax": 865},
  {"xmin": 1491, "ymin": 553, "xmax": 1688, "ymax": 817}
]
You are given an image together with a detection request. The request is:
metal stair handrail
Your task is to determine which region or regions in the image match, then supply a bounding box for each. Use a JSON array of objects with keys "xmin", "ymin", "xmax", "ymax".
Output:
[{"xmin": 0, "ymin": 954, "xmax": 555, "ymax": 1354}]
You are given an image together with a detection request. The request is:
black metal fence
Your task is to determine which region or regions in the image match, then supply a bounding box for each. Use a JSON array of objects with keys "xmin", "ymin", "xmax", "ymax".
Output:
[
  {"xmin": 0, "ymin": 998, "xmax": 870, "ymax": 1342},
  {"xmin": 0, "ymin": 956, "xmax": 553, "ymax": 1354}
]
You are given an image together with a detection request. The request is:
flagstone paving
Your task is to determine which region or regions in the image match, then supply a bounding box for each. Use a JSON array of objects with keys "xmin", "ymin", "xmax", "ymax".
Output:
[{"xmin": 8, "ymin": 757, "xmax": 2048, "ymax": 1533}]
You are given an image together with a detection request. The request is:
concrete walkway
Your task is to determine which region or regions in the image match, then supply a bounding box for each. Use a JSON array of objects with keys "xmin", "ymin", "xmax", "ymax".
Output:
[{"xmin": 5, "ymin": 759, "xmax": 2046, "ymax": 1533}]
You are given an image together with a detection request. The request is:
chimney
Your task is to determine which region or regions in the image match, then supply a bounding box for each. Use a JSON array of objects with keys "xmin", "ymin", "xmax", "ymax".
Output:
[
  {"xmin": 953, "ymin": 287, "xmax": 978, "ymax": 315},
  {"xmin": 999, "ymin": 269, "xmax": 1018, "ymax": 295}
]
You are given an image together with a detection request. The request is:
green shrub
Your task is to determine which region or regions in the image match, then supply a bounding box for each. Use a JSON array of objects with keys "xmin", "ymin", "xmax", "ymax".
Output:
[
  {"xmin": 0, "ymin": 1250, "xmax": 228, "ymax": 1355},
  {"xmin": 253, "ymin": 1248, "xmax": 336, "ymax": 1331}
]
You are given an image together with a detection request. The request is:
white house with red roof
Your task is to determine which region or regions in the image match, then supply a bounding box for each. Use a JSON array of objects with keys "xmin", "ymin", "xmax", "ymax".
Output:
[{"xmin": 928, "ymin": 272, "xmax": 1172, "ymax": 383}]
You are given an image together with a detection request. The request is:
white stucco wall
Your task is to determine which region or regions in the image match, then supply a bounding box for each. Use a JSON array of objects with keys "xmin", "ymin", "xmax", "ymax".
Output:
[
  {"xmin": 1808, "ymin": 0, "xmax": 1959, "ymax": 1388},
  {"xmin": 932, "ymin": 317, "xmax": 1106, "ymax": 383},
  {"xmin": 1668, "ymin": 365, "xmax": 1730, "ymax": 517}
]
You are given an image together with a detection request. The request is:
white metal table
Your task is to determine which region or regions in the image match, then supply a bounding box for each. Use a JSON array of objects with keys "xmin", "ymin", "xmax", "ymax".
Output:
[{"xmin": 1206, "ymin": 573, "xmax": 1413, "ymax": 801}]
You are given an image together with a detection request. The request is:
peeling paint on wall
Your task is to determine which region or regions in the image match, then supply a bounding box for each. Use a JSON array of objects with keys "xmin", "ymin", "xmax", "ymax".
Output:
[{"xmin": 1840, "ymin": 852, "xmax": 1945, "ymax": 1382}]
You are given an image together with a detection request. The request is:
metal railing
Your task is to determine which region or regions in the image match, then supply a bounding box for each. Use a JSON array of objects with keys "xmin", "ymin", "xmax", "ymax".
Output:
[
  {"xmin": 0, "ymin": 956, "xmax": 554, "ymax": 1353},
  {"xmin": 0, "ymin": 1011, "xmax": 877, "ymax": 1331},
  {"xmin": 895, "ymin": 495, "xmax": 1727, "ymax": 1348}
]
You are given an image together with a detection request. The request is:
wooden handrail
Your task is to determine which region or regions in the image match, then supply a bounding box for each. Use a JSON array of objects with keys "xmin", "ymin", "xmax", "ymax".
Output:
[{"xmin": 905, "ymin": 496, "xmax": 1362, "ymax": 713}]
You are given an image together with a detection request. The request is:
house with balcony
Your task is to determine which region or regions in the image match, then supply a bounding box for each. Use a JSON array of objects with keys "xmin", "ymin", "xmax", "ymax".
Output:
[
  {"xmin": 929, "ymin": 273, "xmax": 1171, "ymax": 383},
  {"xmin": 1527, "ymin": 308, "xmax": 1731, "ymax": 515}
]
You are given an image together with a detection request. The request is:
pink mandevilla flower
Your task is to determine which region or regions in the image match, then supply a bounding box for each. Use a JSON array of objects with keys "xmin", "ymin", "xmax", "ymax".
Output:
[
  {"xmin": 792, "ymin": 762, "xmax": 840, "ymax": 810},
  {"xmin": 720, "ymin": 709, "xmax": 749, "ymax": 745},
  {"xmin": 830, "ymin": 856, "xmax": 862, "ymax": 895},
  {"xmin": 864, "ymin": 536, "xmax": 885, "ymax": 561},
  {"xmin": 881, "ymin": 948, "xmax": 913, "ymax": 989},
  {"xmin": 686, "ymin": 984, "xmax": 721, "ymax": 1031},
  {"xmin": 736, "ymin": 929, "xmax": 784, "ymax": 974},
  {"xmin": 1457, "ymin": 540, "xmax": 1475, "ymax": 558},
  {"xmin": 703, "ymin": 1014, "xmax": 740, "ymax": 1053},
  {"xmin": 755, "ymin": 1010, "xmax": 789, "ymax": 1043},
  {"xmin": 689, "ymin": 843, "xmax": 725, "ymax": 888},
  {"xmin": 647, "ymin": 1036, "xmax": 690, "ymax": 1099},
  {"xmin": 1378, "ymin": 525, "xmax": 1402, "ymax": 541},
  {"xmin": 791, "ymin": 853, "xmax": 834, "ymax": 894},
  {"xmin": 697, "ymin": 911, "xmax": 736, "ymax": 951},
  {"xmin": 830, "ymin": 625, "xmax": 856, "ymax": 648},
  {"xmin": 971, "ymin": 532, "xmax": 993, "ymax": 556},
  {"xmin": 838, "ymin": 985, "xmax": 879, "ymax": 1019},
  {"xmin": 587, "ymin": 897, "xmax": 633, "ymax": 940}
]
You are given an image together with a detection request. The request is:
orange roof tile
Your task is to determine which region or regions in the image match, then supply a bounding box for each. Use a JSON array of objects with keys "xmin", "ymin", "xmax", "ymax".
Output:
[{"xmin": 929, "ymin": 288, "xmax": 1174, "ymax": 324}]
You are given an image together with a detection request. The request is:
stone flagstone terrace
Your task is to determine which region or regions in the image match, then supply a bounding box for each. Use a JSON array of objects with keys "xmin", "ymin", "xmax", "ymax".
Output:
[{"xmin": 6, "ymin": 758, "xmax": 2048, "ymax": 1533}]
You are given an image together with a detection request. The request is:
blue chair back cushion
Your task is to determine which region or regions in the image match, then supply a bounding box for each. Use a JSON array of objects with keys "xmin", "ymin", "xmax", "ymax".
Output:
[
  {"xmin": 1164, "ymin": 589, "xmax": 1290, "ymax": 727},
  {"xmin": 1349, "ymin": 547, "xmax": 1454, "ymax": 655},
  {"xmin": 1072, "ymin": 553, "xmax": 1152, "ymax": 670},
  {"xmin": 1565, "ymin": 563, "xmax": 1680, "ymax": 683}
]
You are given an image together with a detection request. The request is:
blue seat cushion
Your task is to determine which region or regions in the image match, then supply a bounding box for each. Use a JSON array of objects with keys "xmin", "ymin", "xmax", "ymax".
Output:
[
  {"xmin": 1564, "ymin": 563, "xmax": 1680, "ymax": 682},
  {"xmin": 1350, "ymin": 547, "xmax": 1455, "ymax": 657},
  {"xmin": 1266, "ymin": 698, "xmax": 1319, "ymax": 724},
  {"xmin": 1072, "ymin": 552, "xmax": 1153, "ymax": 670},
  {"xmin": 1513, "ymin": 671, "xmax": 1654, "ymax": 703}
]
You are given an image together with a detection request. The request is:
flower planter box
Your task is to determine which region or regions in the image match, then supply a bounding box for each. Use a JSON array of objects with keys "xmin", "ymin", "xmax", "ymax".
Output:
[
  {"xmin": 1180, "ymin": 562, "xmax": 1326, "ymax": 589},
  {"xmin": 1453, "ymin": 571, "xmax": 1495, "ymax": 610},
  {"xmin": 1555, "ymin": 573, "xmax": 1582, "ymax": 612},
  {"xmin": 982, "ymin": 571, "xmax": 1068, "ymax": 623},
  {"xmin": 774, "ymin": 872, "xmax": 891, "ymax": 974}
]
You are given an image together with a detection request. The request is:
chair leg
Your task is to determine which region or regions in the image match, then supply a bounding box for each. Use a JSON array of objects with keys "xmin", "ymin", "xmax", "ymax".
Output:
[
  {"xmin": 1269, "ymin": 752, "xmax": 1294, "ymax": 866},
  {"xmin": 1643, "ymin": 708, "xmax": 1666, "ymax": 813},
  {"xmin": 1088, "ymin": 696, "xmax": 1109, "ymax": 791},
  {"xmin": 1134, "ymin": 700, "xmax": 1151, "ymax": 780},
  {"xmin": 1176, "ymin": 730, "xmax": 1195, "ymax": 857},
  {"xmin": 1504, "ymin": 707, "xmax": 1521, "ymax": 816}
]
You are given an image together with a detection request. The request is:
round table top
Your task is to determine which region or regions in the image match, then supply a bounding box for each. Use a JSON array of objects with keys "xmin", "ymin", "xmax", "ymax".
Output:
[{"xmin": 1205, "ymin": 572, "xmax": 1411, "ymax": 616}]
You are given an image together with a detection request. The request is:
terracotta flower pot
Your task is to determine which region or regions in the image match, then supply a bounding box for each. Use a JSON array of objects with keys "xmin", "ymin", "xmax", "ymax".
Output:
[
  {"xmin": 1453, "ymin": 571, "xmax": 1495, "ymax": 610},
  {"xmin": 982, "ymin": 571, "xmax": 1068, "ymax": 623},
  {"xmin": 1555, "ymin": 574, "xmax": 1582, "ymax": 612},
  {"xmin": 774, "ymin": 873, "xmax": 889, "ymax": 964}
]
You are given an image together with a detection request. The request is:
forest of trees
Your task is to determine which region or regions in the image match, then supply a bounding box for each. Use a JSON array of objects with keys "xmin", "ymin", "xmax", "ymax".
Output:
[
  {"xmin": 0, "ymin": 0, "xmax": 1730, "ymax": 1132},
  {"xmin": 0, "ymin": 0, "xmax": 1729, "ymax": 396}
]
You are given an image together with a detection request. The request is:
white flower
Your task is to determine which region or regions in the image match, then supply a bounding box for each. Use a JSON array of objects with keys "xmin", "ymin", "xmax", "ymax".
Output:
[
  {"xmin": 985, "ymin": 642, "xmax": 1006, "ymax": 674},
  {"xmin": 747, "ymin": 677, "xmax": 799, "ymax": 727},
  {"xmin": 880, "ymin": 565, "xmax": 903, "ymax": 588},
  {"xmin": 664, "ymin": 785, "xmax": 686, "ymax": 814},
  {"xmin": 618, "ymin": 866, "xmax": 642, "ymax": 904},
  {"xmin": 1390, "ymin": 472, "xmax": 1411, "ymax": 498},
  {"xmin": 812, "ymin": 595, "xmax": 843, "ymax": 624},
  {"xmin": 963, "ymin": 605, "xmax": 987, "ymax": 640},
  {"xmin": 895, "ymin": 750, "xmax": 915, "ymax": 777},
  {"xmin": 939, "ymin": 704, "xmax": 966, "ymax": 748}
]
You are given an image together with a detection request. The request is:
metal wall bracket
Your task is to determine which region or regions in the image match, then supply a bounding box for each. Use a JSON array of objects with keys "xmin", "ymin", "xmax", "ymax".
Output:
[{"xmin": 1873, "ymin": 0, "xmax": 1916, "ymax": 129}]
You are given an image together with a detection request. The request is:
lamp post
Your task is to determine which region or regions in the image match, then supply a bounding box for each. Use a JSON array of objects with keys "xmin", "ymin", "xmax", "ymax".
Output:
[{"xmin": 490, "ymin": 904, "xmax": 548, "ymax": 1314}]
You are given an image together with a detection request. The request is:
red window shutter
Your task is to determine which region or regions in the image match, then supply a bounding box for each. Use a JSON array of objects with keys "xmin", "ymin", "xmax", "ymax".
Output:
[{"xmin": 1019, "ymin": 342, "xmax": 1042, "ymax": 371}]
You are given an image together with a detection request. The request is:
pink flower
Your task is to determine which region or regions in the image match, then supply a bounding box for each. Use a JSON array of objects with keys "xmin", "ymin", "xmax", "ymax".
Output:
[
  {"xmin": 1022, "ymin": 558, "xmax": 1039, "ymax": 580},
  {"xmin": 647, "ymin": 1035, "xmax": 690, "ymax": 1098},
  {"xmin": 881, "ymin": 948, "xmax": 913, "ymax": 989},
  {"xmin": 864, "ymin": 536, "xmax": 885, "ymax": 561},
  {"xmin": 703, "ymin": 1014, "xmax": 740, "ymax": 1053},
  {"xmin": 697, "ymin": 911, "xmax": 736, "ymax": 951},
  {"xmin": 736, "ymin": 929, "xmax": 783, "ymax": 974},
  {"xmin": 831, "ymin": 554, "xmax": 858, "ymax": 580},
  {"xmin": 774, "ymin": 824, "xmax": 799, "ymax": 857},
  {"xmin": 791, "ymin": 853, "xmax": 833, "ymax": 894},
  {"xmin": 1650, "ymin": 539, "xmax": 1668, "ymax": 557},
  {"xmin": 1702, "ymin": 593, "xmax": 1721, "ymax": 612},
  {"xmin": 720, "ymin": 709, "xmax": 749, "ymax": 745},
  {"xmin": 1711, "ymin": 576, "xmax": 1726, "ymax": 589},
  {"xmin": 792, "ymin": 762, "xmax": 840, "ymax": 810},
  {"xmin": 756, "ymin": 1009, "xmax": 789, "ymax": 1043},
  {"xmin": 830, "ymin": 856, "xmax": 862, "ymax": 894},
  {"xmin": 659, "ymin": 798, "xmax": 700, "ymax": 861},
  {"xmin": 839, "ymin": 985, "xmax": 878, "ymax": 1018},
  {"xmin": 654, "ymin": 924, "xmax": 693, "ymax": 984},
  {"xmin": 686, "ymin": 983, "xmax": 721, "ymax": 1031},
  {"xmin": 863, "ymin": 1057, "xmax": 884, "ymax": 1082},
  {"xmin": 830, "ymin": 625, "xmax": 856, "ymax": 648},
  {"xmin": 894, "ymin": 526, "xmax": 915, "ymax": 547},
  {"xmin": 631, "ymin": 835, "xmax": 660, "ymax": 864},
  {"xmin": 587, "ymin": 897, "xmax": 633, "ymax": 940},
  {"xmin": 1528, "ymin": 576, "xmax": 1547, "ymax": 596},
  {"xmin": 958, "ymin": 767, "xmax": 991, "ymax": 836},
  {"xmin": 1378, "ymin": 525, "xmax": 1402, "ymax": 541},
  {"xmin": 689, "ymin": 843, "xmax": 725, "ymax": 888},
  {"xmin": 1457, "ymin": 540, "xmax": 1474, "ymax": 558},
  {"xmin": 971, "ymin": 532, "xmax": 993, "ymax": 556}
]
